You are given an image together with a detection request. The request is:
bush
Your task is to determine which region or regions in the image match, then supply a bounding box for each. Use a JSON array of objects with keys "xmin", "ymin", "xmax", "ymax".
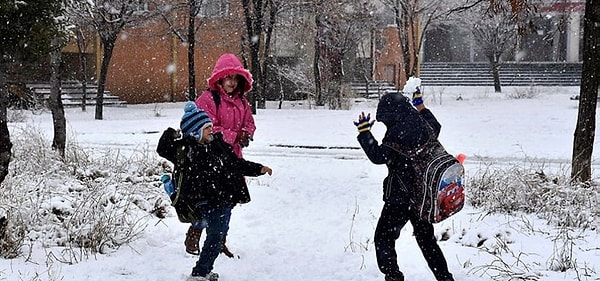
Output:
[
  {"xmin": 468, "ymin": 161, "xmax": 599, "ymax": 229},
  {"xmin": 0, "ymin": 124, "xmax": 171, "ymax": 260}
]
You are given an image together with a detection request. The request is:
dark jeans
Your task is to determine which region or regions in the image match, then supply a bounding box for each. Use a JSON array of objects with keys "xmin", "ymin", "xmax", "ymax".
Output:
[
  {"xmin": 191, "ymin": 209, "xmax": 230, "ymax": 235},
  {"xmin": 191, "ymin": 203, "xmax": 232, "ymax": 277},
  {"xmin": 374, "ymin": 203, "xmax": 453, "ymax": 281}
]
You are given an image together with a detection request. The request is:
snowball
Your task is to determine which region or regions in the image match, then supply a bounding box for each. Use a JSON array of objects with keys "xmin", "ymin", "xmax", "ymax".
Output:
[{"xmin": 402, "ymin": 77, "xmax": 422, "ymax": 94}]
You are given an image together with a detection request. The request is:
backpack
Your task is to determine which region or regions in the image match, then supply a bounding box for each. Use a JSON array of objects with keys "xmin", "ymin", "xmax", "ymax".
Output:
[
  {"xmin": 168, "ymin": 144, "xmax": 202, "ymax": 223},
  {"xmin": 385, "ymin": 140, "xmax": 465, "ymax": 223}
]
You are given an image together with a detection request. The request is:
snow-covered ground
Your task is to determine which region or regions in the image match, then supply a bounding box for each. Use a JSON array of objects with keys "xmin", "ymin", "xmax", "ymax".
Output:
[{"xmin": 2, "ymin": 85, "xmax": 599, "ymax": 281}]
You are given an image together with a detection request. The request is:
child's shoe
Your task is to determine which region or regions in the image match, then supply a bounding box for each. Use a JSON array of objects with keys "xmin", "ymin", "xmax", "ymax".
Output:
[
  {"xmin": 205, "ymin": 272, "xmax": 219, "ymax": 281},
  {"xmin": 186, "ymin": 272, "xmax": 218, "ymax": 281},
  {"xmin": 186, "ymin": 275, "xmax": 208, "ymax": 281},
  {"xmin": 385, "ymin": 272, "xmax": 404, "ymax": 281},
  {"xmin": 220, "ymin": 236, "xmax": 234, "ymax": 258},
  {"xmin": 184, "ymin": 226, "xmax": 202, "ymax": 255}
]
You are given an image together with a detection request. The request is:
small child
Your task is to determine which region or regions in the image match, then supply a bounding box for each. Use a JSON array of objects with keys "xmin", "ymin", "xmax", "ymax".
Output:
[{"xmin": 157, "ymin": 102, "xmax": 272, "ymax": 281}]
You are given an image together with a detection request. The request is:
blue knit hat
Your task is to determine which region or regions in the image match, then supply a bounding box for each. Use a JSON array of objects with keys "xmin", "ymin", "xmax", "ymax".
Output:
[{"xmin": 180, "ymin": 102, "xmax": 212, "ymax": 140}]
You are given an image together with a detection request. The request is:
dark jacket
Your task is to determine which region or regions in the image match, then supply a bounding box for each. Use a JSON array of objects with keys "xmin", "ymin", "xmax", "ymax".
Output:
[
  {"xmin": 157, "ymin": 128, "xmax": 264, "ymax": 208},
  {"xmin": 357, "ymin": 93, "xmax": 441, "ymax": 204}
]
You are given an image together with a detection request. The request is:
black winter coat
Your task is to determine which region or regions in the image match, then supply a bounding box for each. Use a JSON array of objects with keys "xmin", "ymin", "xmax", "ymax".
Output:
[
  {"xmin": 357, "ymin": 94, "xmax": 441, "ymax": 205},
  {"xmin": 157, "ymin": 128, "xmax": 265, "ymax": 208}
]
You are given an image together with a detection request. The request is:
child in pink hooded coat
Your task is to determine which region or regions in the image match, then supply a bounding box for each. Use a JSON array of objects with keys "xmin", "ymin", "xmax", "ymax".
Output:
[
  {"xmin": 195, "ymin": 53, "xmax": 255, "ymax": 158},
  {"xmin": 184, "ymin": 53, "xmax": 256, "ymax": 257}
]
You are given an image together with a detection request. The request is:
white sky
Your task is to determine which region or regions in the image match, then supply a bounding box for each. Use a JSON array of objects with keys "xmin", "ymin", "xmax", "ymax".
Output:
[{"xmin": 2, "ymin": 85, "xmax": 599, "ymax": 281}]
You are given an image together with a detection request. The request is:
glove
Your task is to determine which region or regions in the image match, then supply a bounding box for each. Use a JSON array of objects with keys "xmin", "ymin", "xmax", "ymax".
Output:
[
  {"xmin": 164, "ymin": 127, "xmax": 182, "ymax": 139},
  {"xmin": 236, "ymin": 130, "xmax": 252, "ymax": 148},
  {"xmin": 353, "ymin": 112, "xmax": 374, "ymax": 133},
  {"xmin": 412, "ymin": 87, "xmax": 423, "ymax": 107}
]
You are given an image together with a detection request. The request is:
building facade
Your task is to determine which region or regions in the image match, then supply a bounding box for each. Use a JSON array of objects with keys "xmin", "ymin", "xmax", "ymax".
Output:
[{"xmin": 62, "ymin": 0, "xmax": 585, "ymax": 103}]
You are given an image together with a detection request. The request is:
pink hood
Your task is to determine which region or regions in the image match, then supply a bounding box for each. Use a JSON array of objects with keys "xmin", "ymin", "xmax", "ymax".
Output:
[{"xmin": 207, "ymin": 53, "xmax": 253, "ymax": 93}]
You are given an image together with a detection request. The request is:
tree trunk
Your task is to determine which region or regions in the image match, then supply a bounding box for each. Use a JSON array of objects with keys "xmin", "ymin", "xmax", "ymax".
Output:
[
  {"xmin": 187, "ymin": 0, "xmax": 196, "ymax": 102},
  {"xmin": 571, "ymin": 0, "xmax": 600, "ymax": 183},
  {"xmin": 241, "ymin": 0, "xmax": 272, "ymax": 113},
  {"xmin": 313, "ymin": 15, "xmax": 323, "ymax": 106},
  {"xmin": 49, "ymin": 37, "xmax": 66, "ymax": 158},
  {"xmin": 392, "ymin": 7, "xmax": 411, "ymax": 83},
  {"xmin": 491, "ymin": 60, "xmax": 502, "ymax": 93},
  {"xmin": 76, "ymin": 29, "xmax": 88, "ymax": 112},
  {"xmin": 256, "ymin": 0, "xmax": 276, "ymax": 110},
  {"xmin": 96, "ymin": 38, "xmax": 116, "ymax": 120},
  {"xmin": 0, "ymin": 63, "xmax": 12, "ymax": 184}
]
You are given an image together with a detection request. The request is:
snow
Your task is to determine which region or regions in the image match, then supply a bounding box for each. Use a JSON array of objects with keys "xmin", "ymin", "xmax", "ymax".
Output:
[
  {"xmin": 2, "ymin": 85, "xmax": 600, "ymax": 281},
  {"xmin": 403, "ymin": 77, "xmax": 421, "ymax": 94}
]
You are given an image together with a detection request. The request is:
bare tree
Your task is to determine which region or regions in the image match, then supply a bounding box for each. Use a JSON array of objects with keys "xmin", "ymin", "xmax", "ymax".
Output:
[
  {"xmin": 380, "ymin": 0, "xmax": 483, "ymax": 82},
  {"xmin": 69, "ymin": 0, "xmax": 152, "ymax": 120},
  {"xmin": 470, "ymin": 2, "xmax": 519, "ymax": 92},
  {"xmin": 571, "ymin": 0, "xmax": 600, "ymax": 183},
  {"xmin": 241, "ymin": 0, "xmax": 280, "ymax": 112},
  {"xmin": 185, "ymin": 0, "xmax": 204, "ymax": 101},
  {"xmin": 65, "ymin": 0, "xmax": 96, "ymax": 112},
  {"xmin": 157, "ymin": 0, "xmax": 206, "ymax": 102},
  {"xmin": 75, "ymin": 29, "xmax": 92, "ymax": 111},
  {"xmin": 265, "ymin": 0, "xmax": 376, "ymax": 108},
  {"xmin": 310, "ymin": 0, "xmax": 377, "ymax": 108}
]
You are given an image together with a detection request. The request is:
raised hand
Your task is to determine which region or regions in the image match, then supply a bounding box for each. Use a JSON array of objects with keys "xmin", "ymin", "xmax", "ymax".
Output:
[
  {"xmin": 354, "ymin": 112, "xmax": 375, "ymax": 133},
  {"xmin": 412, "ymin": 86, "xmax": 423, "ymax": 107}
]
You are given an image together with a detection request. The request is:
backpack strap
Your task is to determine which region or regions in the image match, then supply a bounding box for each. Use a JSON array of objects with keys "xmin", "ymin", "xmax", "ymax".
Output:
[
  {"xmin": 211, "ymin": 89, "xmax": 220, "ymax": 108},
  {"xmin": 210, "ymin": 88, "xmax": 247, "ymax": 110},
  {"xmin": 171, "ymin": 144, "xmax": 188, "ymax": 205}
]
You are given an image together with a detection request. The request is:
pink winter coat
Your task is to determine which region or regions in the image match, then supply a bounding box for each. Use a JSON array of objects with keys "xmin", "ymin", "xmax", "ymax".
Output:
[{"xmin": 195, "ymin": 53, "xmax": 256, "ymax": 158}]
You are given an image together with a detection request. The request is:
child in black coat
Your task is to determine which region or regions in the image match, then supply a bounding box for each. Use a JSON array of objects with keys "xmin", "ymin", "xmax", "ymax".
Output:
[
  {"xmin": 354, "ymin": 84, "xmax": 454, "ymax": 281},
  {"xmin": 157, "ymin": 102, "xmax": 272, "ymax": 281}
]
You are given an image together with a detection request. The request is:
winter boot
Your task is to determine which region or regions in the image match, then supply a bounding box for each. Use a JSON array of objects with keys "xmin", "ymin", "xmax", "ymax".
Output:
[
  {"xmin": 384, "ymin": 272, "xmax": 404, "ymax": 281},
  {"xmin": 221, "ymin": 236, "xmax": 234, "ymax": 258},
  {"xmin": 205, "ymin": 272, "xmax": 219, "ymax": 281},
  {"xmin": 186, "ymin": 272, "xmax": 218, "ymax": 281},
  {"xmin": 185, "ymin": 226, "xmax": 202, "ymax": 255}
]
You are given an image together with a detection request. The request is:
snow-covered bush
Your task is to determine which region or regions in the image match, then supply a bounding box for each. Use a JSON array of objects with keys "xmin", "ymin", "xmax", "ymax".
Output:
[
  {"xmin": 0, "ymin": 125, "xmax": 171, "ymax": 260},
  {"xmin": 507, "ymin": 86, "xmax": 539, "ymax": 99},
  {"xmin": 468, "ymin": 161, "xmax": 599, "ymax": 229}
]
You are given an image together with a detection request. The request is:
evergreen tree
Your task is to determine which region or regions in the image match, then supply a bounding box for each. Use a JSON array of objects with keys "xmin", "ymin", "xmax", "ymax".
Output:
[{"xmin": 0, "ymin": 0, "xmax": 63, "ymax": 183}]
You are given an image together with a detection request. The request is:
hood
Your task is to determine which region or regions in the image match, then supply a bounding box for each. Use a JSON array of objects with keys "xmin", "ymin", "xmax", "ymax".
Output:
[
  {"xmin": 376, "ymin": 93, "xmax": 430, "ymax": 148},
  {"xmin": 207, "ymin": 53, "xmax": 253, "ymax": 93},
  {"xmin": 375, "ymin": 93, "xmax": 418, "ymax": 126}
]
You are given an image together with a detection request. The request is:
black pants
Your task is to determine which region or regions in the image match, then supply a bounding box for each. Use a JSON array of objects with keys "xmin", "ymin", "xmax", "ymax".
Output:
[{"xmin": 374, "ymin": 203, "xmax": 453, "ymax": 281}]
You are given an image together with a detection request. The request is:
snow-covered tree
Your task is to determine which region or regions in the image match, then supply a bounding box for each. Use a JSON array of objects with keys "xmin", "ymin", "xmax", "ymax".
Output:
[
  {"xmin": 311, "ymin": 0, "xmax": 377, "ymax": 108},
  {"xmin": 0, "ymin": 0, "xmax": 65, "ymax": 183},
  {"xmin": 67, "ymin": 0, "xmax": 153, "ymax": 120},
  {"xmin": 470, "ymin": 1, "xmax": 519, "ymax": 93}
]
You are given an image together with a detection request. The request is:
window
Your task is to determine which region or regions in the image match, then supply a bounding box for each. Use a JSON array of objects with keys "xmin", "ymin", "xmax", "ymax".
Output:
[{"xmin": 199, "ymin": 1, "xmax": 229, "ymax": 18}]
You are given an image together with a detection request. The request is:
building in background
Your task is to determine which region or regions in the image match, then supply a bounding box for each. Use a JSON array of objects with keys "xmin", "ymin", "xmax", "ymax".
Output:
[{"xmin": 51, "ymin": 0, "xmax": 586, "ymax": 103}]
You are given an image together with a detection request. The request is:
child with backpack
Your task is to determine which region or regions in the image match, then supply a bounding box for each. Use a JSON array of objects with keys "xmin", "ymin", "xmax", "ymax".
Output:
[
  {"xmin": 189, "ymin": 53, "xmax": 256, "ymax": 257},
  {"xmin": 157, "ymin": 102, "xmax": 272, "ymax": 281},
  {"xmin": 353, "ymin": 80, "xmax": 455, "ymax": 281}
]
